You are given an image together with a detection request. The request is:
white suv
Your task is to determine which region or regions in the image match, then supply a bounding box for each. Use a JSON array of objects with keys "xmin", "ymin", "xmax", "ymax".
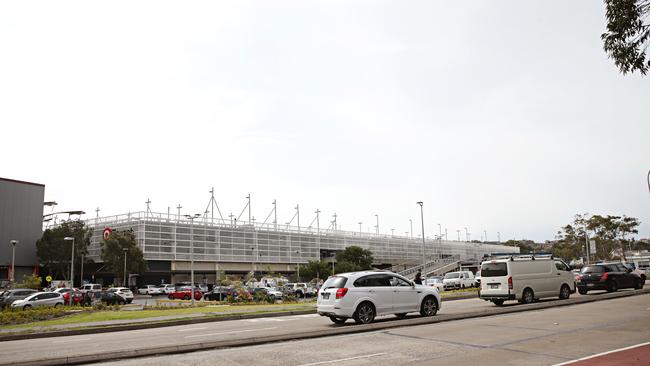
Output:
[
  {"xmin": 107, "ymin": 287, "xmax": 134, "ymax": 304},
  {"xmin": 317, "ymin": 270, "xmax": 441, "ymax": 324}
]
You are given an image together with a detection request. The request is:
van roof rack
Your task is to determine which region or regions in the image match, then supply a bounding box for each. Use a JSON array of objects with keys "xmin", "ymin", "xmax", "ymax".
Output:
[{"xmin": 488, "ymin": 253, "xmax": 554, "ymax": 261}]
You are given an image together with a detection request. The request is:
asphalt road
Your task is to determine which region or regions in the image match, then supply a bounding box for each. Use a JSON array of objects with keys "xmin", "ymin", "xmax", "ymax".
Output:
[
  {"xmin": 1, "ymin": 288, "xmax": 647, "ymax": 365},
  {"xmin": 99, "ymin": 292, "xmax": 650, "ymax": 366}
]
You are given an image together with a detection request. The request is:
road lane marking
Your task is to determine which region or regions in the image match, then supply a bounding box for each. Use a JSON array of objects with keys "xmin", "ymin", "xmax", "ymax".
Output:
[
  {"xmin": 184, "ymin": 327, "xmax": 278, "ymax": 339},
  {"xmin": 298, "ymin": 353, "xmax": 387, "ymax": 366},
  {"xmin": 178, "ymin": 327, "xmax": 207, "ymax": 332},
  {"xmin": 552, "ymin": 341, "xmax": 650, "ymax": 366},
  {"xmin": 53, "ymin": 338, "xmax": 92, "ymax": 343}
]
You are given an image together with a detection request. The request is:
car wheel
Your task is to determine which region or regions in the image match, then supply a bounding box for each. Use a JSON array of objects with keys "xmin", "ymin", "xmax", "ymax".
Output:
[
  {"xmin": 420, "ymin": 296, "xmax": 438, "ymax": 317},
  {"xmin": 636, "ymin": 279, "xmax": 644, "ymax": 290},
  {"xmin": 521, "ymin": 288, "xmax": 534, "ymax": 304},
  {"xmin": 119, "ymin": 300, "xmax": 125, "ymax": 305},
  {"xmin": 578, "ymin": 288, "xmax": 588, "ymax": 295},
  {"xmin": 183, "ymin": 295, "xmax": 190, "ymax": 300},
  {"xmin": 492, "ymin": 299, "xmax": 505, "ymax": 306},
  {"xmin": 54, "ymin": 303, "xmax": 61, "ymax": 308},
  {"xmin": 395, "ymin": 313, "xmax": 407, "ymax": 319},
  {"xmin": 607, "ymin": 280, "xmax": 618, "ymax": 293},
  {"xmin": 168, "ymin": 295, "xmax": 174, "ymax": 300},
  {"xmin": 353, "ymin": 302, "xmax": 376, "ymax": 324},
  {"xmin": 23, "ymin": 305, "xmax": 32, "ymax": 311},
  {"xmin": 329, "ymin": 316, "xmax": 346, "ymax": 324},
  {"xmin": 559, "ymin": 284, "xmax": 571, "ymax": 300}
]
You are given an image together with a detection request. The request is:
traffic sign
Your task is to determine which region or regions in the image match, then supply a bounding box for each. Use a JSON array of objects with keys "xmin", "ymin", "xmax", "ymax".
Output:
[
  {"xmin": 45, "ymin": 275, "xmax": 52, "ymax": 282},
  {"xmin": 103, "ymin": 227, "xmax": 112, "ymax": 240},
  {"xmin": 589, "ymin": 240, "xmax": 596, "ymax": 254}
]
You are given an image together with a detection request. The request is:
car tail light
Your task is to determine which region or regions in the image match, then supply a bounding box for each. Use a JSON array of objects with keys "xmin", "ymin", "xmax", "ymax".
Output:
[
  {"xmin": 576, "ymin": 275, "xmax": 582, "ymax": 281},
  {"xmin": 600, "ymin": 272, "xmax": 609, "ymax": 281},
  {"xmin": 508, "ymin": 277, "xmax": 513, "ymax": 290},
  {"xmin": 335, "ymin": 288, "xmax": 348, "ymax": 299}
]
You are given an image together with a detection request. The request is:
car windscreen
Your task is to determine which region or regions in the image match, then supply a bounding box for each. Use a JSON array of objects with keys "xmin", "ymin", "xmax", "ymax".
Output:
[
  {"xmin": 322, "ymin": 276, "xmax": 348, "ymax": 289},
  {"xmin": 481, "ymin": 263, "xmax": 508, "ymax": 277},
  {"xmin": 581, "ymin": 266, "xmax": 605, "ymax": 273},
  {"xmin": 444, "ymin": 273, "xmax": 460, "ymax": 279}
]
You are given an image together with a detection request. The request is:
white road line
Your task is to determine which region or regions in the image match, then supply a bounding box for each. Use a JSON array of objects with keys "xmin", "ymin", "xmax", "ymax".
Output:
[
  {"xmin": 184, "ymin": 327, "xmax": 278, "ymax": 339},
  {"xmin": 298, "ymin": 353, "xmax": 387, "ymax": 366},
  {"xmin": 552, "ymin": 341, "xmax": 650, "ymax": 366},
  {"xmin": 178, "ymin": 327, "xmax": 207, "ymax": 332},
  {"xmin": 52, "ymin": 338, "xmax": 92, "ymax": 343}
]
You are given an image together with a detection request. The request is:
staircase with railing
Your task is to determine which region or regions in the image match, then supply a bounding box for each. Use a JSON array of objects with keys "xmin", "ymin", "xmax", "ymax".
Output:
[{"xmin": 398, "ymin": 256, "xmax": 462, "ymax": 279}]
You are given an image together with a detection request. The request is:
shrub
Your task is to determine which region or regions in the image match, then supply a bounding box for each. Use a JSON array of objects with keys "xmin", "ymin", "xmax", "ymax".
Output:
[{"xmin": 0, "ymin": 306, "xmax": 66, "ymax": 326}]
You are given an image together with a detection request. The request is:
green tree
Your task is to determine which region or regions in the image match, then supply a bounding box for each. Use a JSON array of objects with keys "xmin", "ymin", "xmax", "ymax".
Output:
[
  {"xmin": 101, "ymin": 229, "xmax": 146, "ymax": 286},
  {"xmin": 298, "ymin": 260, "xmax": 332, "ymax": 281},
  {"xmin": 336, "ymin": 246, "xmax": 374, "ymax": 270},
  {"xmin": 602, "ymin": 0, "xmax": 650, "ymax": 75},
  {"xmin": 502, "ymin": 240, "xmax": 536, "ymax": 254},
  {"xmin": 36, "ymin": 220, "xmax": 91, "ymax": 281},
  {"xmin": 334, "ymin": 261, "xmax": 360, "ymax": 274}
]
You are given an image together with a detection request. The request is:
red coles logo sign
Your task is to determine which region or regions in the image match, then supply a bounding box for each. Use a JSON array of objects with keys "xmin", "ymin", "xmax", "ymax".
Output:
[{"xmin": 102, "ymin": 227, "xmax": 112, "ymax": 240}]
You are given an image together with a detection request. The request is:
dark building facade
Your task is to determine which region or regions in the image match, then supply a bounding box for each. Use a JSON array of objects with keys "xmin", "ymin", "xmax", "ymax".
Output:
[{"xmin": 0, "ymin": 177, "xmax": 44, "ymax": 285}]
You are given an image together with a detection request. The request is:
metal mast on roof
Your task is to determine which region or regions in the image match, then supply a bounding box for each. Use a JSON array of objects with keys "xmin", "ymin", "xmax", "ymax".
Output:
[
  {"xmin": 315, "ymin": 209, "xmax": 321, "ymax": 260},
  {"xmin": 145, "ymin": 199, "xmax": 152, "ymax": 219},
  {"xmin": 262, "ymin": 200, "xmax": 277, "ymax": 230},
  {"xmin": 176, "ymin": 204, "xmax": 182, "ymax": 220},
  {"xmin": 236, "ymin": 195, "xmax": 250, "ymax": 225},
  {"xmin": 204, "ymin": 187, "xmax": 224, "ymax": 223},
  {"xmin": 296, "ymin": 204, "xmax": 300, "ymax": 232}
]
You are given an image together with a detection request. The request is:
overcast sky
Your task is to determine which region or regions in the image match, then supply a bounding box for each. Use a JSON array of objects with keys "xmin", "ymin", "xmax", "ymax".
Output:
[{"xmin": 1, "ymin": 1, "xmax": 648, "ymax": 242}]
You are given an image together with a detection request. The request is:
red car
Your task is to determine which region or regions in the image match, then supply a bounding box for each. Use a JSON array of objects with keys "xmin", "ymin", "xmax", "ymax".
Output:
[
  {"xmin": 55, "ymin": 288, "xmax": 83, "ymax": 305},
  {"xmin": 168, "ymin": 286, "xmax": 202, "ymax": 301}
]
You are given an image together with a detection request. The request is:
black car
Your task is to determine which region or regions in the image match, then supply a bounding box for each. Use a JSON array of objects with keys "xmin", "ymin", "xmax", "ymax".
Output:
[
  {"xmin": 203, "ymin": 286, "xmax": 237, "ymax": 301},
  {"xmin": 0, "ymin": 289, "xmax": 38, "ymax": 309},
  {"xmin": 576, "ymin": 263, "xmax": 644, "ymax": 294},
  {"xmin": 100, "ymin": 291, "xmax": 127, "ymax": 305}
]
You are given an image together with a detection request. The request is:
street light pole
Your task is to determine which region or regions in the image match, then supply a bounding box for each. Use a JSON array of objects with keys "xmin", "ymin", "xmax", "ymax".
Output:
[
  {"xmin": 417, "ymin": 202, "xmax": 425, "ymax": 273},
  {"xmin": 358, "ymin": 222, "xmax": 362, "ymax": 235},
  {"xmin": 64, "ymin": 237, "xmax": 74, "ymax": 305},
  {"xmin": 375, "ymin": 214, "xmax": 379, "ymax": 235},
  {"xmin": 484, "ymin": 230, "xmax": 487, "ymax": 242},
  {"xmin": 10, "ymin": 240, "xmax": 17, "ymax": 288},
  {"xmin": 464, "ymin": 227, "xmax": 469, "ymax": 242},
  {"xmin": 296, "ymin": 250, "xmax": 300, "ymax": 282},
  {"xmin": 122, "ymin": 248, "xmax": 128, "ymax": 287},
  {"xmin": 409, "ymin": 219, "xmax": 413, "ymax": 239},
  {"xmin": 185, "ymin": 213, "xmax": 201, "ymax": 306}
]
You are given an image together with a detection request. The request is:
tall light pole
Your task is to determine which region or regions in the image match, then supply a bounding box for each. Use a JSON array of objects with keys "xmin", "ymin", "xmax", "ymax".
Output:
[
  {"xmin": 456, "ymin": 230, "xmax": 460, "ymax": 241},
  {"xmin": 497, "ymin": 231, "xmax": 501, "ymax": 243},
  {"xmin": 374, "ymin": 214, "xmax": 379, "ymax": 235},
  {"xmin": 417, "ymin": 202, "xmax": 425, "ymax": 273},
  {"xmin": 80, "ymin": 253, "xmax": 84, "ymax": 287},
  {"xmin": 122, "ymin": 248, "xmax": 128, "ymax": 287},
  {"xmin": 315, "ymin": 209, "xmax": 321, "ymax": 262},
  {"xmin": 184, "ymin": 213, "xmax": 201, "ymax": 306},
  {"xmin": 295, "ymin": 250, "xmax": 301, "ymax": 282},
  {"xmin": 464, "ymin": 227, "xmax": 469, "ymax": 242},
  {"xmin": 409, "ymin": 219, "xmax": 413, "ymax": 239},
  {"xmin": 437, "ymin": 224, "xmax": 442, "ymax": 246},
  {"xmin": 64, "ymin": 237, "xmax": 75, "ymax": 291},
  {"xmin": 358, "ymin": 222, "xmax": 362, "ymax": 235},
  {"xmin": 10, "ymin": 240, "xmax": 17, "ymax": 288}
]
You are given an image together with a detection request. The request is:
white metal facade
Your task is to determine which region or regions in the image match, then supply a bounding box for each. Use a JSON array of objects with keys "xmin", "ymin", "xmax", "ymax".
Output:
[{"xmin": 86, "ymin": 211, "xmax": 515, "ymax": 266}]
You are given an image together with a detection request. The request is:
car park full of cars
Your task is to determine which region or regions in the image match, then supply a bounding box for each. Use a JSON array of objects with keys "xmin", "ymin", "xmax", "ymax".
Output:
[
  {"xmin": 138, "ymin": 285, "xmax": 163, "ymax": 295},
  {"xmin": 479, "ymin": 254, "xmax": 576, "ymax": 306},
  {"xmin": 317, "ymin": 270, "xmax": 441, "ymax": 324},
  {"xmin": 203, "ymin": 286, "xmax": 238, "ymax": 301},
  {"xmin": 576, "ymin": 263, "xmax": 644, "ymax": 294},
  {"xmin": 11, "ymin": 292, "xmax": 64, "ymax": 310},
  {"xmin": 251, "ymin": 287, "xmax": 283, "ymax": 300},
  {"xmin": 100, "ymin": 291, "xmax": 128, "ymax": 305}
]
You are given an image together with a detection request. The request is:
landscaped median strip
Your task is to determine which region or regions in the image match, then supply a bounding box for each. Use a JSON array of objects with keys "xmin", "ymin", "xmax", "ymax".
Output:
[{"xmin": 4, "ymin": 288, "xmax": 650, "ymax": 366}]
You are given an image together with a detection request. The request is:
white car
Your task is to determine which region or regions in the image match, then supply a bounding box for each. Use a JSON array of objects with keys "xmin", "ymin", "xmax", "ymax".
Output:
[
  {"xmin": 107, "ymin": 287, "xmax": 134, "ymax": 303},
  {"xmin": 317, "ymin": 270, "xmax": 441, "ymax": 324},
  {"xmin": 158, "ymin": 284, "xmax": 175, "ymax": 294},
  {"xmin": 479, "ymin": 255, "xmax": 575, "ymax": 306},
  {"xmin": 443, "ymin": 271, "xmax": 475, "ymax": 290},
  {"xmin": 138, "ymin": 285, "xmax": 162, "ymax": 295},
  {"xmin": 11, "ymin": 292, "xmax": 64, "ymax": 310},
  {"xmin": 424, "ymin": 278, "xmax": 444, "ymax": 292}
]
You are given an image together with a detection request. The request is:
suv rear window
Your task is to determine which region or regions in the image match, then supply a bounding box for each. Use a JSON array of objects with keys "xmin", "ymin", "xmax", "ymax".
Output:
[
  {"xmin": 322, "ymin": 276, "xmax": 348, "ymax": 289},
  {"xmin": 481, "ymin": 263, "xmax": 508, "ymax": 277}
]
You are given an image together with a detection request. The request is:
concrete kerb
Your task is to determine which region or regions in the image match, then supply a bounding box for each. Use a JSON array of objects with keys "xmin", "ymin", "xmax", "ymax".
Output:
[
  {"xmin": 5, "ymin": 288, "xmax": 650, "ymax": 366},
  {"xmin": 0, "ymin": 294, "xmax": 477, "ymax": 342}
]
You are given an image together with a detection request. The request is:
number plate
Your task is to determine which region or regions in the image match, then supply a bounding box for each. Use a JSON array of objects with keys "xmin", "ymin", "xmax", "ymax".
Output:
[
  {"xmin": 489, "ymin": 284, "xmax": 499, "ymax": 289},
  {"xmin": 321, "ymin": 293, "xmax": 330, "ymax": 299},
  {"xmin": 587, "ymin": 283, "xmax": 595, "ymax": 287}
]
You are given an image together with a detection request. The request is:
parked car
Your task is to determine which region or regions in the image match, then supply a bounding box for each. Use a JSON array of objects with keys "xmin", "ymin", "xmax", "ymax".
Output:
[
  {"xmin": 196, "ymin": 284, "xmax": 209, "ymax": 293},
  {"xmin": 11, "ymin": 292, "xmax": 64, "ymax": 310},
  {"xmin": 138, "ymin": 285, "xmax": 162, "ymax": 295},
  {"xmin": 100, "ymin": 291, "xmax": 128, "ymax": 305},
  {"xmin": 204, "ymin": 286, "xmax": 237, "ymax": 301},
  {"xmin": 107, "ymin": 287, "xmax": 134, "ymax": 303},
  {"xmin": 284, "ymin": 283, "xmax": 316, "ymax": 297},
  {"xmin": 622, "ymin": 263, "xmax": 647, "ymax": 282},
  {"xmin": 54, "ymin": 288, "xmax": 83, "ymax": 305},
  {"xmin": 0, "ymin": 289, "xmax": 38, "ymax": 309},
  {"xmin": 474, "ymin": 271, "xmax": 481, "ymax": 287},
  {"xmin": 443, "ymin": 271, "xmax": 475, "ymax": 290},
  {"xmin": 479, "ymin": 255, "xmax": 576, "ymax": 306},
  {"xmin": 79, "ymin": 284, "xmax": 102, "ymax": 293},
  {"xmin": 168, "ymin": 286, "xmax": 203, "ymax": 301},
  {"xmin": 576, "ymin": 263, "xmax": 644, "ymax": 294},
  {"xmin": 317, "ymin": 270, "xmax": 441, "ymax": 324},
  {"xmin": 424, "ymin": 277, "xmax": 444, "ymax": 292},
  {"xmin": 250, "ymin": 287, "xmax": 283, "ymax": 300},
  {"xmin": 158, "ymin": 284, "xmax": 176, "ymax": 294}
]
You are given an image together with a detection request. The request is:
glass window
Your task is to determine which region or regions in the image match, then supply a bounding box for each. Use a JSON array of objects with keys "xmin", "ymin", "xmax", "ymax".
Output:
[
  {"xmin": 581, "ymin": 266, "xmax": 604, "ymax": 273},
  {"xmin": 555, "ymin": 261, "xmax": 569, "ymax": 271},
  {"xmin": 322, "ymin": 276, "xmax": 348, "ymax": 289},
  {"xmin": 390, "ymin": 276, "xmax": 412, "ymax": 287},
  {"xmin": 444, "ymin": 272, "xmax": 460, "ymax": 279},
  {"xmin": 481, "ymin": 263, "xmax": 508, "ymax": 277}
]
